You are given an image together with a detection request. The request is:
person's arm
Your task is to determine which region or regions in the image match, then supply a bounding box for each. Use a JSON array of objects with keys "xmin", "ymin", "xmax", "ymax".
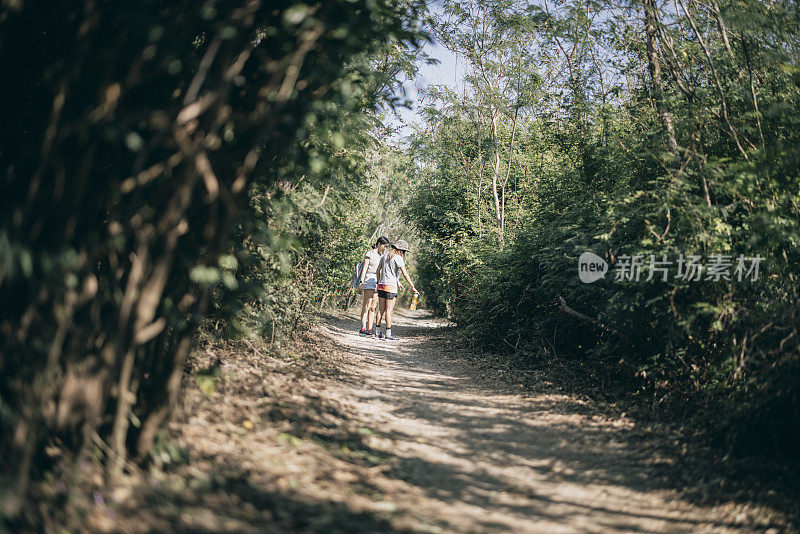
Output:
[
  {"xmin": 399, "ymin": 265, "xmax": 419, "ymax": 295},
  {"xmin": 358, "ymin": 252, "xmax": 371, "ymax": 286}
]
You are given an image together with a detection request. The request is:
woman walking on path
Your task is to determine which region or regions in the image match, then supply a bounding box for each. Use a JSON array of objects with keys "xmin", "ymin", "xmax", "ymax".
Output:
[
  {"xmin": 376, "ymin": 240, "xmax": 419, "ymax": 340},
  {"xmin": 357, "ymin": 236, "xmax": 390, "ymax": 335}
]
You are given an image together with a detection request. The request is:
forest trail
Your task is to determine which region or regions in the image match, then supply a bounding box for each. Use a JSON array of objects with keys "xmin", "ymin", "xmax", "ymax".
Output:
[
  {"xmin": 312, "ymin": 309, "xmax": 781, "ymax": 533},
  {"xmin": 115, "ymin": 309, "xmax": 791, "ymax": 533}
]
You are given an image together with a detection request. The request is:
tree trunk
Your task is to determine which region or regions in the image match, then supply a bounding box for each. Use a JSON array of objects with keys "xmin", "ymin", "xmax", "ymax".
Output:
[
  {"xmin": 490, "ymin": 113, "xmax": 504, "ymax": 249},
  {"xmin": 500, "ymin": 107, "xmax": 519, "ymax": 234},
  {"xmin": 644, "ymin": 0, "xmax": 680, "ymax": 159}
]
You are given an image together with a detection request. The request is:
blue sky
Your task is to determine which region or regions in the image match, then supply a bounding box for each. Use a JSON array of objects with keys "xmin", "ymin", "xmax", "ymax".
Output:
[{"xmin": 390, "ymin": 38, "xmax": 461, "ymax": 137}]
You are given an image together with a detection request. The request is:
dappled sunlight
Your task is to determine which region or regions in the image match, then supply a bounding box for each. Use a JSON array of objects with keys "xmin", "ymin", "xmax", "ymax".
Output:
[{"xmin": 314, "ymin": 309, "xmax": 786, "ymax": 532}]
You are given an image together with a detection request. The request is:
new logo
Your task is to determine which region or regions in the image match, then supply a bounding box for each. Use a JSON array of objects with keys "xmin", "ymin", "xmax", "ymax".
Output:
[{"xmin": 578, "ymin": 251, "xmax": 608, "ymax": 283}]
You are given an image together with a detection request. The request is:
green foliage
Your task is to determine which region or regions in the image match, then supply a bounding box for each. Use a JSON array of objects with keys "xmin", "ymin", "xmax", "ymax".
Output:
[
  {"xmin": 408, "ymin": 0, "xmax": 800, "ymax": 454},
  {"xmin": 0, "ymin": 0, "xmax": 428, "ymax": 524},
  {"xmin": 224, "ymin": 111, "xmax": 424, "ymax": 341}
]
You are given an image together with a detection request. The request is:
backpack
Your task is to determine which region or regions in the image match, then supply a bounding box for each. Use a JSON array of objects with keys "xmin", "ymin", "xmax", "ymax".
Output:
[{"xmin": 353, "ymin": 259, "xmax": 365, "ymax": 287}]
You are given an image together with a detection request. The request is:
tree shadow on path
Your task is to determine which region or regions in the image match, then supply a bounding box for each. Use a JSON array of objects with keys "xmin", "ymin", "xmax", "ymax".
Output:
[{"xmin": 321, "ymin": 308, "xmax": 799, "ymax": 533}]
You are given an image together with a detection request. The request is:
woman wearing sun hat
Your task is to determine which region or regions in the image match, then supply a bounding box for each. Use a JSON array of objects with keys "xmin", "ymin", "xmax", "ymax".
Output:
[{"xmin": 375, "ymin": 240, "xmax": 419, "ymax": 340}]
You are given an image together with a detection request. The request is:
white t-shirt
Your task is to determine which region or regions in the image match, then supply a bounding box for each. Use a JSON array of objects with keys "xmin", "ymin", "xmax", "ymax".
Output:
[{"xmin": 364, "ymin": 249, "xmax": 381, "ymax": 278}]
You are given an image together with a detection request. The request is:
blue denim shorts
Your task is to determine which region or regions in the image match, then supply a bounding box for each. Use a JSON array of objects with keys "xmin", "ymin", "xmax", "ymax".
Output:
[{"xmin": 361, "ymin": 276, "xmax": 377, "ymax": 290}]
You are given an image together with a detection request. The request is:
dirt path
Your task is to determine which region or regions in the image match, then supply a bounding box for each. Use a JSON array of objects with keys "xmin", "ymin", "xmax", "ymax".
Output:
[
  {"xmin": 111, "ymin": 308, "xmax": 796, "ymax": 533},
  {"xmin": 312, "ymin": 309, "xmax": 789, "ymax": 533}
]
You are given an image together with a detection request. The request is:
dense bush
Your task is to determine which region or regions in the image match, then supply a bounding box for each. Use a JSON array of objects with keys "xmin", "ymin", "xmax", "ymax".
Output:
[
  {"xmin": 0, "ymin": 0, "xmax": 426, "ymax": 524},
  {"xmin": 408, "ymin": 0, "xmax": 800, "ymax": 453}
]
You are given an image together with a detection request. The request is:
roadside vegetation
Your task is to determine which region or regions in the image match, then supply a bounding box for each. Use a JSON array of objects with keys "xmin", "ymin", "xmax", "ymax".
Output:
[
  {"xmin": 406, "ymin": 0, "xmax": 800, "ymax": 456},
  {"xmin": 0, "ymin": 1, "xmax": 427, "ymax": 528}
]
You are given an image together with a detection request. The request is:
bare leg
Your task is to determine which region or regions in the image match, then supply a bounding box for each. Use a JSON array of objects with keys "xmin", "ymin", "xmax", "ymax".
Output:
[
  {"xmin": 367, "ymin": 292, "xmax": 379, "ymax": 331},
  {"xmin": 377, "ymin": 297, "xmax": 387, "ymax": 330},
  {"xmin": 360, "ymin": 289, "xmax": 375, "ymax": 330},
  {"xmin": 385, "ymin": 297, "xmax": 397, "ymax": 329}
]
